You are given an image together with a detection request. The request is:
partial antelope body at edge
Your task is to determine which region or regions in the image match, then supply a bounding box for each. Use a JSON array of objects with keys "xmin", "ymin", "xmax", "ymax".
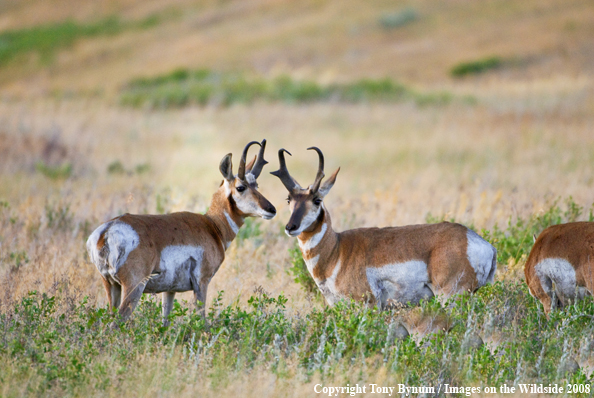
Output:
[
  {"xmin": 271, "ymin": 146, "xmax": 497, "ymax": 310},
  {"xmin": 524, "ymin": 221, "xmax": 594, "ymax": 315},
  {"xmin": 86, "ymin": 140, "xmax": 276, "ymax": 326}
]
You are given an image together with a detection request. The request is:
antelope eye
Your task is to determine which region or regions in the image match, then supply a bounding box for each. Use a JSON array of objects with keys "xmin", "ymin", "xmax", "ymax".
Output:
[
  {"xmin": 286, "ymin": 196, "xmax": 290, "ymax": 204},
  {"xmin": 236, "ymin": 186, "xmax": 246, "ymax": 193},
  {"xmin": 313, "ymin": 198, "xmax": 322, "ymax": 206}
]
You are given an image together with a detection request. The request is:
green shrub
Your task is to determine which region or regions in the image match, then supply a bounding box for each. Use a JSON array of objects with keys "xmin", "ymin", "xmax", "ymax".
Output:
[
  {"xmin": 107, "ymin": 160, "xmax": 150, "ymax": 175},
  {"xmin": 450, "ymin": 56, "xmax": 503, "ymax": 77},
  {"xmin": 120, "ymin": 69, "xmax": 464, "ymax": 108},
  {"xmin": 0, "ymin": 14, "xmax": 162, "ymax": 67},
  {"xmin": 35, "ymin": 161, "xmax": 72, "ymax": 179},
  {"xmin": 1, "ymin": 285, "xmax": 592, "ymax": 395},
  {"xmin": 378, "ymin": 8, "xmax": 419, "ymax": 29},
  {"xmin": 482, "ymin": 197, "xmax": 588, "ymax": 265},
  {"xmin": 134, "ymin": 163, "xmax": 151, "ymax": 174},
  {"xmin": 236, "ymin": 218, "xmax": 262, "ymax": 244},
  {"xmin": 286, "ymin": 241, "xmax": 320, "ymax": 298},
  {"xmin": 107, "ymin": 160, "xmax": 125, "ymax": 174}
]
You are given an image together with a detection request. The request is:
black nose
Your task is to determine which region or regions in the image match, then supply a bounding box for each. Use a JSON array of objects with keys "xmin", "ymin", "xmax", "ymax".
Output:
[
  {"xmin": 286, "ymin": 223, "xmax": 298, "ymax": 232},
  {"xmin": 267, "ymin": 205, "xmax": 276, "ymax": 215}
]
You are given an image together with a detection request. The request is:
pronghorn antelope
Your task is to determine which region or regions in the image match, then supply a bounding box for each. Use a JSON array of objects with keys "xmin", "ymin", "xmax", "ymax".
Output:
[
  {"xmin": 87, "ymin": 140, "xmax": 276, "ymax": 326},
  {"xmin": 524, "ymin": 222, "xmax": 594, "ymax": 315},
  {"xmin": 271, "ymin": 147, "xmax": 497, "ymax": 309}
]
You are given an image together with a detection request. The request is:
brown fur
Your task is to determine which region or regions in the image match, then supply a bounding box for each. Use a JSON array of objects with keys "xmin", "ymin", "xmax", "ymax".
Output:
[
  {"xmin": 98, "ymin": 186, "xmax": 247, "ymax": 324},
  {"xmin": 91, "ymin": 147, "xmax": 276, "ymax": 326},
  {"xmin": 274, "ymin": 151, "xmax": 494, "ymax": 312},
  {"xmin": 96, "ymin": 230, "xmax": 107, "ymax": 251},
  {"xmin": 524, "ymin": 221, "xmax": 594, "ymax": 314},
  {"xmin": 300, "ymin": 207, "xmax": 481, "ymax": 305}
]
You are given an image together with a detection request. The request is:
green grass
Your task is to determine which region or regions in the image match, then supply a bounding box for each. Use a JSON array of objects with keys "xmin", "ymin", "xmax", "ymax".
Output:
[
  {"xmin": 1, "ymin": 283, "xmax": 593, "ymax": 396},
  {"xmin": 450, "ymin": 56, "xmax": 503, "ymax": 77},
  {"xmin": 3, "ymin": 198, "xmax": 594, "ymax": 394},
  {"xmin": 119, "ymin": 69, "xmax": 466, "ymax": 108},
  {"xmin": 0, "ymin": 14, "xmax": 163, "ymax": 67}
]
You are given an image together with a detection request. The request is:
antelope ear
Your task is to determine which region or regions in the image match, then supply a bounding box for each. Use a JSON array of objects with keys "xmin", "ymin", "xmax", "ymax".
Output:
[
  {"xmin": 318, "ymin": 167, "xmax": 340, "ymax": 197},
  {"xmin": 219, "ymin": 153, "xmax": 234, "ymax": 182}
]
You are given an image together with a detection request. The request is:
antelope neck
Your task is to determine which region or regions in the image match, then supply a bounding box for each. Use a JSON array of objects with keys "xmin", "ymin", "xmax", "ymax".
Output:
[
  {"xmin": 298, "ymin": 206, "xmax": 339, "ymax": 272},
  {"xmin": 206, "ymin": 187, "xmax": 245, "ymax": 246}
]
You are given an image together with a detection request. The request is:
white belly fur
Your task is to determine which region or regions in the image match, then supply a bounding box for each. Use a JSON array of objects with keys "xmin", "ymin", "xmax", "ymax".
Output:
[
  {"xmin": 317, "ymin": 260, "xmax": 343, "ymax": 305},
  {"xmin": 366, "ymin": 260, "xmax": 433, "ymax": 307},
  {"xmin": 534, "ymin": 258, "xmax": 589, "ymax": 302},
  {"xmin": 144, "ymin": 245, "xmax": 205, "ymax": 293}
]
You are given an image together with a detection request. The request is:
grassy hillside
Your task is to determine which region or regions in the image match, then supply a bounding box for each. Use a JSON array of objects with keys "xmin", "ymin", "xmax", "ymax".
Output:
[{"xmin": 1, "ymin": 0, "xmax": 594, "ymax": 396}]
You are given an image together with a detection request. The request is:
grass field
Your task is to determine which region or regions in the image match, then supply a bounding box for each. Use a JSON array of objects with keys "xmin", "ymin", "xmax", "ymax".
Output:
[{"xmin": 1, "ymin": 0, "xmax": 594, "ymax": 396}]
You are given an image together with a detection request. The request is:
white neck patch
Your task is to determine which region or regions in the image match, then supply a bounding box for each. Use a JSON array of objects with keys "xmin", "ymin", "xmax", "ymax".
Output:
[
  {"xmin": 326, "ymin": 259, "xmax": 341, "ymax": 290},
  {"xmin": 305, "ymin": 254, "xmax": 320, "ymax": 277},
  {"xmin": 299, "ymin": 223, "xmax": 327, "ymax": 252},
  {"xmin": 224, "ymin": 210, "xmax": 239, "ymax": 234}
]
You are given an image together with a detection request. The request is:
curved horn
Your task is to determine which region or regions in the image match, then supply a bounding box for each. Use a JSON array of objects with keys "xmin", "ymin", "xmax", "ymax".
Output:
[
  {"xmin": 307, "ymin": 146, "xmax": 325, "ymax": 193},
  {"xmin": 270, "ymin": 149, "xmax": 301, "ymax": 192},
  {"xmin": 238, "ymin": 141, "xmax": 261, "ymax": 181},
  {"xmin": 247, "ymin": 139, "xmax": 269, "ymax": 179}
]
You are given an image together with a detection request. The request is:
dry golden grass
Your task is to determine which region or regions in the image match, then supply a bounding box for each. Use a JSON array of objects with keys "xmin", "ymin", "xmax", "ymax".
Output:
[
  {"xmin": 1, "ymin": 0, "xmax": 593, "ymax": 94},
  {"xmin": 1, "ymin": 0, "xmax": 594, "ymax": 395},
  {"xmin": 1, "ymin": 93, "xmax": 592, "ymax": 310}
]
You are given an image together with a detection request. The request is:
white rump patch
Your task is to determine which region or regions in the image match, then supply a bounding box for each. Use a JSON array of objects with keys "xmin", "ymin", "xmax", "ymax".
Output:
[
  {"xmin": 86, "ymin": 222, "xmax": 110, "ymax": 267},
  {"xmin": 466, "ymin": 229, "xmax": 497, "ymax": 286},
  {"xmin": 145, "ymin": 245, "xmax": 205, "ymax": 293},
  {"xmin": 88, "ymin": 222, "xmax": 140, "ymax": 283},
  {"xmin": 535, "ymin": 258, "xmax": 585, "ymax": 303},
  {"xmin": 366, "ymin": 261, "xmax": 433, "ymax": 307},
  {"xmin": 299, "ymin": 223, "xmax": 327, "ymax": 252},
  {"xmin": 106, "ymin": 223, "xmax": 139, "ymax": 271},
  {"xmin": 224, "ymin": 211, "xmax": 239, "ymax": 234}
]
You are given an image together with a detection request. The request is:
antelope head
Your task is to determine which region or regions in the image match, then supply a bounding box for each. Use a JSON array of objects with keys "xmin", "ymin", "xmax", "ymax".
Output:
[
  {"xmin": 271, "ymin": 146, "xmax": 340, "ymax": 236},
  {"xmin": 219, "ymin": 139, "xmax": 277, "ymax": 220}
]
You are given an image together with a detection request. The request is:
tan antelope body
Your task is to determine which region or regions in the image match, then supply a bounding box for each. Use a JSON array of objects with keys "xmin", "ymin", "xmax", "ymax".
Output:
[
  {"xmin": 87, "ymin": 140, "xmax": 276, "ymax": 325},
  {"xmin": 524, "ymin": 222, "xmax": 594, "ymax": 314},
  {"xmin": 272, "ymin": 147, "xmax": 497, "ymax": 308}
]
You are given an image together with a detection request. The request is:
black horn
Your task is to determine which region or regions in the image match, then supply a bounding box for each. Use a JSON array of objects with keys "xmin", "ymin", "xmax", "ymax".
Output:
[
  {"xmin": 247, "ymin": 139, "xmax": 269, "ymax": 179},
  {"xmin": 270, "ymin": 149, "xmax": 301, "ymax": 192},
  {"xmin": 238, "ymin": 141, "xmax": 261, "ymax": 181},
  {"xmin": 307, "ymin": 146, "xmax": 325, "ymax": 193}
]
